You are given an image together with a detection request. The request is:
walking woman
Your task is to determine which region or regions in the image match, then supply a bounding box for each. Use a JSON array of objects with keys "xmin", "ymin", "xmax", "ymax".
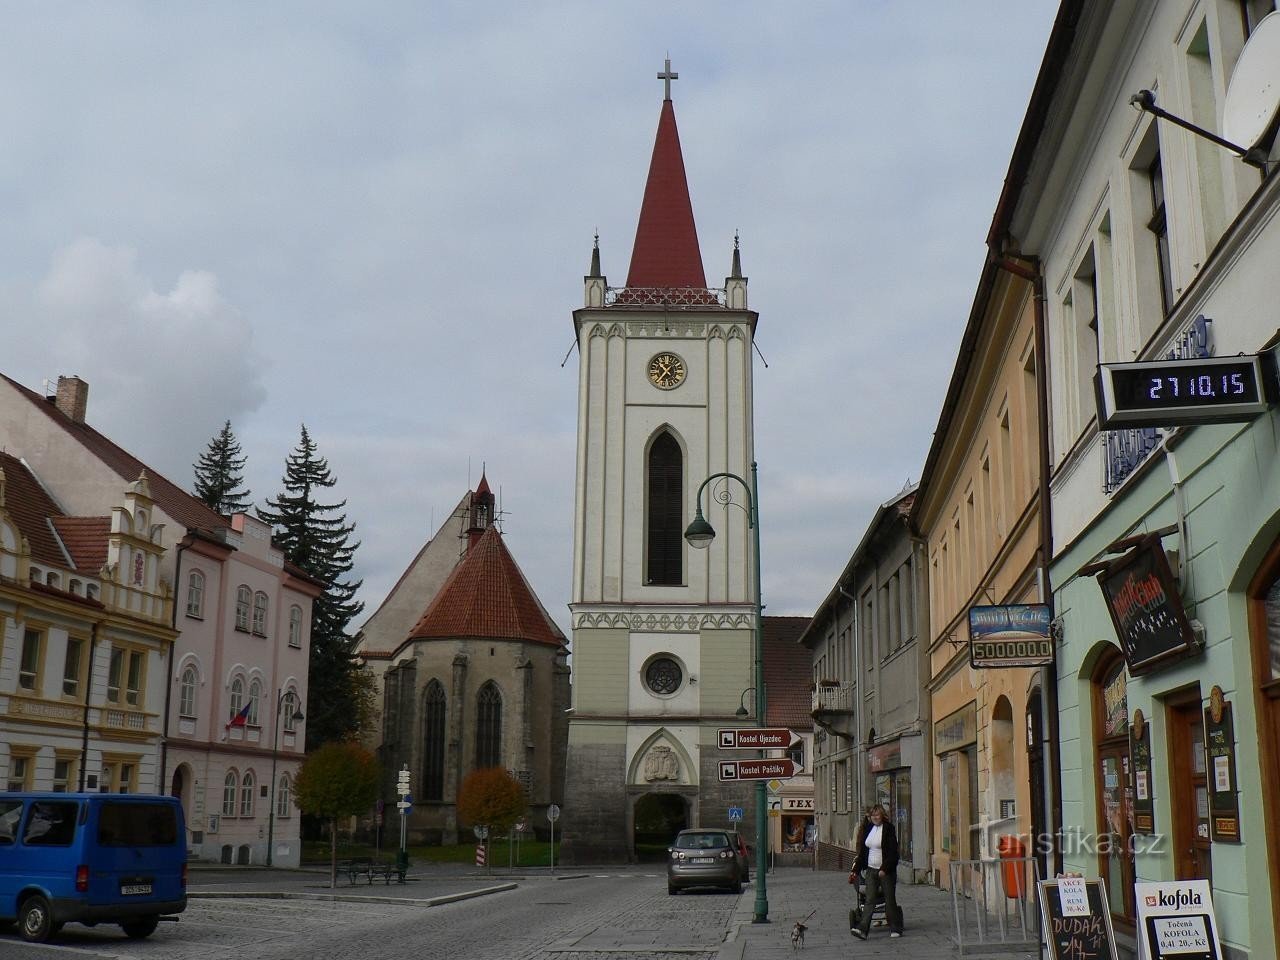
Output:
[{"xmin": 850, "ymin": 804, "xmax": 902, "ymax": 939}]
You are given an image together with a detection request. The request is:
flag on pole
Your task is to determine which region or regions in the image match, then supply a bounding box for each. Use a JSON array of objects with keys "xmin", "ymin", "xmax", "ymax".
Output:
[{"xmin": 225, "ymin": 701, "xmax": 252, "ymax": 731}]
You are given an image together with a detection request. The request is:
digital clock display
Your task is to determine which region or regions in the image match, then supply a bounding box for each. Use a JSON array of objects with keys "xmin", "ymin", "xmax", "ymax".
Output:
[
  {"xmin": 1097, "ymin": 354, "xmax": 1273, "ymax": 428},
  {"xmin": 1111, "ymin": 361, "xmax": 1260, "ymax": 408}
]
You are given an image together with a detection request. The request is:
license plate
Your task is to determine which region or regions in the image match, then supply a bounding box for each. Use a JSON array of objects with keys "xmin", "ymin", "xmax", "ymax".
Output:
[
  {"xmin": 120, "ymin": 883, "xmax": 152, "ymax": 896},
  {"xmin": 691, "ymin": 857, "xmax": 714, "ymax": 864}
]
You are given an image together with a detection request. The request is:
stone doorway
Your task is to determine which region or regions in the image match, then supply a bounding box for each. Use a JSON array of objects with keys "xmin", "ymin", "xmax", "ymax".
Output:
[{"xmin": 633, "ymin": 793, "xmax": 687, "ymax": 862}]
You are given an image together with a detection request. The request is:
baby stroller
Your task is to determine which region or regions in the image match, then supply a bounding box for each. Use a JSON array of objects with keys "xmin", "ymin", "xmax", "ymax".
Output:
[{"xmin": 848, "ymin": 872, "xmax": 905, "ymax": 933}]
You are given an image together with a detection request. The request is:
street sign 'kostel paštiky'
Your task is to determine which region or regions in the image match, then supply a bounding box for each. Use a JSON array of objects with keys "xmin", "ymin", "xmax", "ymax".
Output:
[
  {"xmin": 718, "ymin": 759, "xmax": 796, "ymax": 781},
  {"xmin": 718, "ymin": 728, "xmax": 800, "ymax": 749}
]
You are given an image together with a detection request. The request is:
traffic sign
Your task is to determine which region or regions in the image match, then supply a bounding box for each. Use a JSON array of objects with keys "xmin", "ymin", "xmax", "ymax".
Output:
[
  {"xmin": 473, "ymin": 825, "xmax": 489, "ymax": 840},
  {"xmin": 396, "ymin": 799, "xmax": 412, "ymax": 811},
  {"xmin": 718, "ymin": 728, "xmax": 800, "ymax": 749},
  {"xmin": 718, "ymin": 759, "xmax": 796, "ymax": 781},
  {"xmin": 547, "ymin": 803, "xmax": 561, "ymax": 822},
  {"xmin": 728, "ymin": 806, "xmax": 744, "ymax": 822},
  {"xmin": 767, "ymin": 779, "xmax": 784, "ymax": 795}
]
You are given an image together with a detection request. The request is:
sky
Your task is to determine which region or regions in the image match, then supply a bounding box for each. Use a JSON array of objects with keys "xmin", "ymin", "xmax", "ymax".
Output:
[{"xmin": 1, "ymin": 3, "xmax": 1060, "ymax": 634}]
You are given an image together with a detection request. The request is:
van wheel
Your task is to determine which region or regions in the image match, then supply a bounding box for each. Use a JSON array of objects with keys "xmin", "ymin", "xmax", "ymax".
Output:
[
  {"xmin": 121, "ymin": 917, "xmax": 160, "ymax": 939},
  {"xmin": 19, "ymin": 895, "xmax": 55, "ymax": 943}
]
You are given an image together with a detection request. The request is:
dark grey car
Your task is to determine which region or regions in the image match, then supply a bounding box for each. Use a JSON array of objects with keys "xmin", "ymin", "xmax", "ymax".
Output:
[{"xmin": 666, "ymin": 829, "xmax": 743, "ymax": 895}]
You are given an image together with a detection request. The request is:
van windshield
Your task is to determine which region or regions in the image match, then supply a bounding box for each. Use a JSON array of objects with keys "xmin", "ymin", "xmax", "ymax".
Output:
[{"xmin": 97, "ymin": 803, "xmax": 178, "ymax": 847}]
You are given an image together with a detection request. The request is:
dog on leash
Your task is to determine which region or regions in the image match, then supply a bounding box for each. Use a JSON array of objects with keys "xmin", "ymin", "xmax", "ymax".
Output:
[{"xmin": 790, "ymin": 920, "xmax": 807, "ymax": 949}]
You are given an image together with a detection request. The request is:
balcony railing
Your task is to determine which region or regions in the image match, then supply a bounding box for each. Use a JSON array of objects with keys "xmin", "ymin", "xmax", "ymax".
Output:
[
  {"xmin": 811, "ymin": 682, "xmax": 856, "ymax": 714},
  {"xmin": 605, "ymin": 286, "xmax": 727, "ymax": 308}
]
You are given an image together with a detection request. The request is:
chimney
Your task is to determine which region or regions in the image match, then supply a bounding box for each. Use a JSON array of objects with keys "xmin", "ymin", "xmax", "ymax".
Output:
[{"xmin": 55, "ymin": 376, "xmax": 89, "ymax": 424}]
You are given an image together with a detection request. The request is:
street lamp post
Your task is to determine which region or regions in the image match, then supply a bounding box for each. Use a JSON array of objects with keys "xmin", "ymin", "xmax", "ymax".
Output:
[
  {"xmin": 266, "ymin": 688, "xmax": 304, "ymax": 868},
  {"xmin": 685, "ymin": 461, "xmax": 769, "ymax": 924}
]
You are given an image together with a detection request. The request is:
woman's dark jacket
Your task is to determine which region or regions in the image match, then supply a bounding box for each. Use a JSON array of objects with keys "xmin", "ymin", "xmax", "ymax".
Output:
[{"xmin": 853, "ymin": 818, "xmax": 900, "ymax": 874}]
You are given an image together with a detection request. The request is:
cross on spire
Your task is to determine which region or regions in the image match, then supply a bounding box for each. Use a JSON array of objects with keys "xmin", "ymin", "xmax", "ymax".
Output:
[{"xmin": 658, "ymin": 57, "xmax": 678, "ymax": 101}]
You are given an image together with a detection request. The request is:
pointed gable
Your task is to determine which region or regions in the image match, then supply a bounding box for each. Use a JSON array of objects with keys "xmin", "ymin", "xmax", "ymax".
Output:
[
  {"xmin": 408, "ymin": 525, "xmax": 564, "ymax": 647},
  {"xmin": 0, "ymin": 374, "xmax": 229, "ymax": 535},
  {"xmin": 625, "ymin": 98, "xmax": 707, "ymax": 290}
]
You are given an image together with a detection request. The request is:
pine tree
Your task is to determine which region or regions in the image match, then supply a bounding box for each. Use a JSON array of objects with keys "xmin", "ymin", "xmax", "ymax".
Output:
[
  {"xmin": 258, "ymin": 425, "xmax": 365, "ymax": 749},
  {"xmin": 192, "ymin": 420, "xmax": 253, "ymax": 515}
]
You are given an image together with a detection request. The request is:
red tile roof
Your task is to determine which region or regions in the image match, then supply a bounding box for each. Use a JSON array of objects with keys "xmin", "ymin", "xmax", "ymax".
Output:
[
  {"xmin": 2, "ymin": 374, "xmax": 229, "ymax": 535},
  {"xmin": 1, "ymin": 452, "xmax": 71, "ymax": 568},
  {"xmin": 624, "ymin": 99, "xmax": 707, "ymax": 290},
  {"xmin": 408, "ymin": 526, "xmax": 565, "ymax": 647},
  {"xmin": 763, "ymin": 616, "xmax": 813, "ymax": 730},
  {"xmin": 50, "ymin": 516, "xmax": 110, "ymax": 573}
]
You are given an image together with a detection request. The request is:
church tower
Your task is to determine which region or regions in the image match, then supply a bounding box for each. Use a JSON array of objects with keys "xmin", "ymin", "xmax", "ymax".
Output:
[{"xmin": 562, "ymin": 61, "xmax": 758, "ymax": 863}]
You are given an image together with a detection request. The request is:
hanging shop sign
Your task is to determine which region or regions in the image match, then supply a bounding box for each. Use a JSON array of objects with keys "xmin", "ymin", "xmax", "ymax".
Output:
[
  {"xmin": 1096, "ymin": 352, "xmax": 1275, "ymax": 428},
  {"xmin": 1130, "ymin": 709, "xmax": 1156, "ymax": 835},
  {"xmin": 1135, "ymin": 879, "xmax": 1223, "ymax": 960},
  {"xmin": 1095, "ymin": 536, "xmax": 1198, "ymax": 676},
  {"xmin": 967, "ymin": 603, "xmax": 1053, "ymax": 668},
  {"xmin": 1203, "ymin": 686, "xmax": 1241, "ymax": 843}
]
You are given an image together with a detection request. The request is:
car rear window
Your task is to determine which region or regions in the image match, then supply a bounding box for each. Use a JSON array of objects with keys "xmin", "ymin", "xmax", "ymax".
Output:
[
  {"xmin": 675, "ymin": 832, "xmax": 730, "ymax": 850},
  {"xmin": 23, "ymin": 801, "xmax": 80, "ymax": 846},
  {"xmin": 97, "ymin": 803, "xmax": 178, "ymax": 846}
]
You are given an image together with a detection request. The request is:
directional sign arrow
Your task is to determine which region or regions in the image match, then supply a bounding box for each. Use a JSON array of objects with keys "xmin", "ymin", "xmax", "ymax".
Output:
[
  {"xmin": 717, "ymin": 758, "xmax": 797, "ymax": 781},
  {"xmin": 718, "ymin": 728, "xmax": 801, "ymax": 750}
]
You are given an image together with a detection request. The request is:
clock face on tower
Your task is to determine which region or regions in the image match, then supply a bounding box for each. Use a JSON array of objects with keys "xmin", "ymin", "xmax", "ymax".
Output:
[{"xmin": 647, "ymin": 352, "xmax": 686, "ymax": 390}]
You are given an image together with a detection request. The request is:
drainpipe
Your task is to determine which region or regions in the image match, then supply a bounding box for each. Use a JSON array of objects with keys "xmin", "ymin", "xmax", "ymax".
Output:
[
  {"xmin": 997, "ymin": 254, "xmax": 1063, "ymax": 877},
  {"xmin": 836, "ymin": 583, "xmax": 862, "ymax": 824},
  {"xmin": 79, "ymin": 622, "xmax": 100, "ymax": 792},
  {"xmin": 158, "ymin": 537, "xmax": 187, "ymax": 793}
]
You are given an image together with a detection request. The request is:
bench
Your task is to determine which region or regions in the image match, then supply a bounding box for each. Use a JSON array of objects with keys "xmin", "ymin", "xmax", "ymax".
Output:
[{"xmin": 338, "ymin": 857, "xmax": 405, "ymax": 885}]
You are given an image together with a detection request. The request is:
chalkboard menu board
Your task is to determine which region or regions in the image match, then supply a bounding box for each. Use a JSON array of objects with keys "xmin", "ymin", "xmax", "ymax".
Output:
[
  {"xmin": 1098, "ymin": 538, "xmax": 1197, "ymax": 675},
  {"xmin": 1131, "ymin": 709, "xmax": 1156, "ymax": 834},
  {"xmin": 1204, "ymin": 688, "xmax": 1240, "ymax": 843},
  {"xmin": 1037, "ymin": 878, "xmax": 1119, "ymax": 960}
]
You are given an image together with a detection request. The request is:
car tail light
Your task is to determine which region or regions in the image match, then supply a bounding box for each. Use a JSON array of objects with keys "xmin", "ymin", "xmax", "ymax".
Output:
[
  {"xmin": 182, "ymin": 863, "xmax": 188, "ymax": 888},
  {"xmin": 75, "ymin": 865, "xmax": 89, "ymax": 892}
]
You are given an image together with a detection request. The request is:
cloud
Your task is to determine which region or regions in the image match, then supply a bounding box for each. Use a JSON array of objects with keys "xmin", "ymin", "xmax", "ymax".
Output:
[{"xmin": 10, "ymin": 238, "xmax": 267, "ymax": 484}]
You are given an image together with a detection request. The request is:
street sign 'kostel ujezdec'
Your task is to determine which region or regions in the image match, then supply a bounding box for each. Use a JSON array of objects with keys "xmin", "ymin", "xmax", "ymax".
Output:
[
  {"xmin": 718, "ymin": 728, "xmax": 800, "ymax": 749},
  {"xmin": 718, "ymin": 759, "xmax": 796, "ymax": 781}
]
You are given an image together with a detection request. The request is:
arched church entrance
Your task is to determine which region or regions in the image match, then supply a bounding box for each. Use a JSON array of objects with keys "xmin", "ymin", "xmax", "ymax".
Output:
[{"xmin": 633, "ymin": 793, "xmax": 687, "ymax": 862}]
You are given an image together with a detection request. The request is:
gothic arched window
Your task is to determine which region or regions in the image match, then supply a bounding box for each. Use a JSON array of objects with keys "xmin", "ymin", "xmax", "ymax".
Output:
[
  {"xmin": 423, "ymin": 680, "xmax": 447, "ymax": 802},
  {"xmin": 475, "ymin": 682, "xmax": 502, "ymax": 769},
  {"xmin": 647, "ymin": 431, "xmax": 683, "ymax": 585}
]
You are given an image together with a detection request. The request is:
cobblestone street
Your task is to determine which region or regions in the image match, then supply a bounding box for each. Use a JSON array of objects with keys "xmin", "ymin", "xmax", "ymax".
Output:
[{"xmin": 0, "ymin": 867, "xmax": 1043, "ymax": 960}]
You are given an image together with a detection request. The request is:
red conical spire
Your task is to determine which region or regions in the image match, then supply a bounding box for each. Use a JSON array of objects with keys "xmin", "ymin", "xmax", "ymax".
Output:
[{"xmin": 625, "ymin": 67, "xmax": 706, "ymax": 290}]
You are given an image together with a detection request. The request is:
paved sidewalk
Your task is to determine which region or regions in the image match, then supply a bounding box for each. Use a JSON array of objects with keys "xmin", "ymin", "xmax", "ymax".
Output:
[{"xmin": 718, "ymin": 869, "xmax": 1040, "ymax": 960}]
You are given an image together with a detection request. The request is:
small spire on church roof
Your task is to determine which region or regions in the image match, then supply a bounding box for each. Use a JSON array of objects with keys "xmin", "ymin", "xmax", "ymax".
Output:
[
  {"xmin": 589, "ymin": 231, "xmax": 602, "ymax": 278},
  {"xmin": 475, "ymin": 470, "xmax": 491, "ymax": 496},
  {"xmin": 730, "ymin": 230, "xmax": 742, "ymax": 279}
]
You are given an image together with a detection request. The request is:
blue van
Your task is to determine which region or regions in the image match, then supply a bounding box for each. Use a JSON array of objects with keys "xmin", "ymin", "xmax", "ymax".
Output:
[{"xmin": 0, "ymin": 793, "xmax": 187, "ymax": 943}]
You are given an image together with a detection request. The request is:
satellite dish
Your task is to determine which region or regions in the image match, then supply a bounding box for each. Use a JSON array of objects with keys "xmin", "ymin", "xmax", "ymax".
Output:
[{"xmin": 1224, "ymin": 11, "xmax": 1280, "ymax": 149}]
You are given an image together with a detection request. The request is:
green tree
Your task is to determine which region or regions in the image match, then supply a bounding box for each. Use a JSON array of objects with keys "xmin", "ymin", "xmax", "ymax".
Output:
[
  {"xmin": 258, "ymin": 425, "xmax": 364, "ymax": 749},
  {"xmin": 456, "ymin": 768, "xmax": 527, "ymax": 835},
  {"xmin": 192, "ymin": 420, "xmax": 252, "ymax": 515},
  {"xmin": 293, "ymin": 741, "xmax": 380, "ymax": 887}
]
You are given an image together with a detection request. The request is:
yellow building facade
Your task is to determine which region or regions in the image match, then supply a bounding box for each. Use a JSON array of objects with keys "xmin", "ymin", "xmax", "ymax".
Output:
[{"xmin": 911, "ymin": 264, "xmax": 1046, "ymax": 891}]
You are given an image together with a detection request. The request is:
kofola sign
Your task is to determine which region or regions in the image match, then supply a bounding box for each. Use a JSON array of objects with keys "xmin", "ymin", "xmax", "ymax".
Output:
[
  {"xmin": 1097, "ymin": 537, "xmax": 1196, "ymax": 675},
  {"xmin": 967, "ymin": 604, "xmax": 1053, "ymax": 668}
]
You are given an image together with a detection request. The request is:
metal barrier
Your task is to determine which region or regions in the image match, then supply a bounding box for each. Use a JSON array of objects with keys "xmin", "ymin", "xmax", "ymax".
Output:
[{"xmin": 948, "ymin": 856, "xmax": 1040, "ymax": 956}]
